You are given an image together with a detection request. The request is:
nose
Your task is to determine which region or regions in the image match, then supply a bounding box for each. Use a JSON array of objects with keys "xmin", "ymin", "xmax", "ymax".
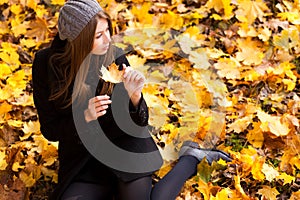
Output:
[{"xmin": 103, "ymin": 30, "xmax": 111, "ymax": 44}]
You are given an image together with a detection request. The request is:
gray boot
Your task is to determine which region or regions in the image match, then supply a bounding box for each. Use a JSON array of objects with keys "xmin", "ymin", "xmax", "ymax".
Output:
[{"xmin": 179, "ymin": 141, "xmax": 232, "ymax": 164}]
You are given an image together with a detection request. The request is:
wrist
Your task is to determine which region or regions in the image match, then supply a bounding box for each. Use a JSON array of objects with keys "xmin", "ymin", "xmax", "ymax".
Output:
[{"xmin": 130, "ymin": 93, "xmax": 141, "ymax": 107}]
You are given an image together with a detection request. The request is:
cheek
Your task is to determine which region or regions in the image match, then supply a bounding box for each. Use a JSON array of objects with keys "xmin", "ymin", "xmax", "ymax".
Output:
[{"xmin": 92, "ymin": 38, "xmax": 103, "ymax": 50}]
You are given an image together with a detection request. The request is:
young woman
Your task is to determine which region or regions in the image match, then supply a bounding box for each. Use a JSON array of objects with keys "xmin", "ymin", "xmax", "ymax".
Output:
[{"xmin": 32, "ymin": 0, "xmax": 231, "ymax": 199}]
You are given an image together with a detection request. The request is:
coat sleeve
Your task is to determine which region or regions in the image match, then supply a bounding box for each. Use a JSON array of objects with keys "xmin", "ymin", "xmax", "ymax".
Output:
[
  {"xmin": 32, "ymin": 49, "xmax": 73, "ymax": 142},
  {"xmin": 128, "ymin": 94, "xmax": 149, "ymax": 127},
  {"xmin": 114, "ymin": 47, "xmax": 149, "ymax": 127}
]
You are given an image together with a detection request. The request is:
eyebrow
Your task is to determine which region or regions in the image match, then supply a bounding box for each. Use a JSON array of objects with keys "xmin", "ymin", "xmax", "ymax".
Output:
[{"xmin": 95, "ymin": 25, "xmax": 109, "ymax": 34}]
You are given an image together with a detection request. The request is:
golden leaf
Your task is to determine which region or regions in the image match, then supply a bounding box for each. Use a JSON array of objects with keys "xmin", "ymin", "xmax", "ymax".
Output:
[
  {"xmin": 234, "ymin": 175, "xmax": 251, "ymax": 199},
  {"xmin": 0, "ymin": 63, "xmax": 12, "ymax": 79},
  {"xmin": 205, "ymin": 0, "xmax": 234, "ymax": 19},
  {"xmin": 262, "ymin": 163, "xmax": 279, "ymax": 182},
  {"xmin": 276, "ymin": 172, "xmax": 295, "ymax": 185},
  {"xmin": 155, "ymin": 163, "xmax": 174, "ymax": 179},
  {"xmin": 26, "ymin": 17, "xmax": 49, "ymax": 42},
  {"xmin": 0, "ymin": 150, "xmax": 8, "ymax": 170},
  {"xmin": 212, "ymin": 188, "xmax": 232, "ymax": 200},
  {"xmin": 235, "ymin": 0, "xmax": 269, "ymax": 24},
  {"xmin": 251, "ymin": 157, "xmax": 265, "ymax": 181},
  {"xmin": 131, "ymin": 3, "xmax": 153, "ymax": 25},
  {"xmin": 26, "ymin": 0, "xmax": 38, "ymax": 9},
  {"xmin": 236, "ymin": 38, "xmax": 264, "ymax": 65},
  {"xmin": 159, "ymin": 10, "xmax": 183, "ymax": 30},
  {"xmin": 100, "ymin": 63, "xmax": 125, "ymax": 83},
  {"xmin": 215, "ymin": 57, "xmax": 241, "ymax": 79},
  {"xmin": 0, "ymin": 101, "xmax": 12, "ymax": 116},
  {"xmin": 257, "ymin": 185, "xmax": 279, "ymax": 200},
  {"xmin": 41, "ymin": 166, "xmax": 58, "ymax": 183},
  {"xmin": 51, "ymin": 0, "xmax": 65, "ymax": 6},
  {"xmin": 19, "ymin": 171, "xmax": 36, "ymax": 187},
  {"xmin": 6, "ymin": 70, "xmax": 26, "ymax": 89},
  {"xmin": 189, "ymin": 49, "xmax": 210, "ymax": 70},
  {"xmin": 273, "ymin": 29, "xmax": 291, "ymax": 51},
  {"xmin": 227, "ymin": 115, "xmax": 252, "ymax": 133},
  {"xmin": 20, "ymin": 121, "xmax": 41, "ymax": 140},
  {"xmin": 257, "ymin": 110, "xmax": 290, "ymax": 137},
  {"xmin": 0, "ymin": 0, "xmax": 8, "ymax": 5},
  {"xmin": 12, "ymin": 162, "xmax": 25, "ymax": 172},
  {"xmin": 11, "ymin": 18, "xmax": 28, "ymax": 37},
  {"xmin": 246, "ymin": 122, "xmax": 264, "ymax": 148},
  {"xmin": 290, "ymin": 191, "xmax": 300, "ymax": 200},
  {"xmin": 10, "ymin": 4, "xmax": 23, "ymax": 15}
]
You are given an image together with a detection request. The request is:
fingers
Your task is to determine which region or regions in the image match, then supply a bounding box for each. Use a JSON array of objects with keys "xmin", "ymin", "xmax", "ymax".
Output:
[
  {"xmin": 123, "ymin": 67, "xmax": 144, "ymax": 83},
  {"xmin": 86, "ymin": 95, "xmax": 112, "ymax": 120}
]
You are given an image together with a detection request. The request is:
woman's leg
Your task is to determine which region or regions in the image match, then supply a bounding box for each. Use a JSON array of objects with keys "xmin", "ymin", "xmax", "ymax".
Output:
[
  {"xmin": 151, "ymin": 155, "xmax": 199, "ymax": 200},
  {"xmin": 116, "ymin": 175, "xmax": 152, "ymax": 200},
  {"xmin": 61, "ymin": 181, "xmax": 114, "ymax": 200}
]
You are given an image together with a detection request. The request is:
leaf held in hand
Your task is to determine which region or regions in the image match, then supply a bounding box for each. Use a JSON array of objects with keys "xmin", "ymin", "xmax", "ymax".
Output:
[{"xmin": 100, "ymin": 63, "xmax": 125, "ymax": 83}]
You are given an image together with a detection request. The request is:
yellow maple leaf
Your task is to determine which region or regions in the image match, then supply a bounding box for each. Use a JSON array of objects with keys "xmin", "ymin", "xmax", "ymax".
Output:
[
  {"xmin": 19, "ymin": 171, "xmax": 36, "ymax": 187},
  {"xmin": 0, "ymin": 101, "xmax": 12, "ymax": 116},
  {"xmin": 12, "ymin": 162, "xmax": 25, "ymax": 172},
  {"xmin": 257, "ymin": 110, "xmax": 290, "ymax": 137},
  {"xmin": 234, "ymin": 175, "xmax": 251, "ymax": 199},
  {"xmin": 41, "ymin": 166, "xmax": 58, "ymax": 183},
  {"xmin": 211, "ymin": 188, "xmax": 232, "ymax": 200},
  {"xmin": 251, "ymin": 157, "xmax": 265, "ymax": 181},
  {"xmin": 0, "ymin": 0, "xmax": 8, "ymax": 5},
  {"xmin": 278, "ymin": 12, "xmax": 300, "ymax": 25},
  {"xmin": 290, "ymin": 191, "xmax": 300, "ymax": 200},
  {"xmin": 0, "ymin": 42, "xmax": 21, "ymax": 69},
  {"xmin": 205, "ymin": 0, "xmax": 234, "ymax": 20},
  {"xmin": 214, "ymin": 57, "xmax": 241, "ymax": 79},
  {"xmin": 51, "ymin": 0, "xmax": 65, "ymax": 6},
  {"xmin": 236, "ymin": 38, "xmax": 264, "ymax": 65},
  {"xmin": 100, "ymin": 63, "xmax": 125, "ymax": 83},
  {"xmin": 131, "ymin": 3, "xmax": 153, "ymax": 25},
  {"xmin": 159, "ymin": 10, "xmax": 183, "ymax": 30},
  {"xmin": 235, "ymin": 0, "xmax": 269, "ymax": 24},
  {"xmin": 26, "ymin": 0, "xmax": 38, "ymax": 9},
  {"xmin": 246, "ymin": 122, "xmax": 264, "ymax": 148},
  {"xmin": 262, "ymin": 163, "xmax": 279, "ymax": 182},
  {"xmin": 273, "ymin": 29, "xmax": 299, "ymax": 51},
  {"xmin": 290, "ymin": 155, "xmax": 300, "ymax": 171},
  {"xmin": 26, "ymin": 17, "xmax": 49, "ymax": 42},
  {"xmin": 227, "ymin": 115, "xmax": 252, "ymax": 133},
  {"xmin": 276, "ymin": 172, "xmax": 295, "ymax": 185},
  {"xmin": 6, "ymin": 70, "xmax": 27, "ymax": 89},
  {"xmin": 0, "ymin": 150, "xmax": 8, "ymax": 170},
  {"xmin": 189, "ymin": 49, "xmax": 210, "ymax": 70},
  {"xmin": 0, "ymin": 63, "xmax": 12, "ymax": 79},
  {"xmin": 10, "ymin": 4, "xmax": 23, "ymax": 15},
  {"xmin": 257, "ymin": 185, "xmax": 279, "ymax": 200}
]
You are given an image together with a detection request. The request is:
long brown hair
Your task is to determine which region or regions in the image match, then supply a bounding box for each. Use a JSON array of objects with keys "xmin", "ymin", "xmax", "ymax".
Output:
[{"xmin": 49, "ymin": 10, "xmax": 114, "ymax": 108}]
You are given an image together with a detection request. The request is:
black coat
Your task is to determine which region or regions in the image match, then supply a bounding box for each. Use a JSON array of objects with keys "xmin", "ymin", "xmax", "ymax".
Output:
[{"xmin": 32, "ymin": 36, "xmax": 163, "ymax": 199}]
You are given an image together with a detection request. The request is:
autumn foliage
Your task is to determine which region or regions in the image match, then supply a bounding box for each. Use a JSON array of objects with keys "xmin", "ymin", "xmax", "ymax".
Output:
[{"xmin": 0, "ymin": 0, "xmax": 299, "ymax": 199}]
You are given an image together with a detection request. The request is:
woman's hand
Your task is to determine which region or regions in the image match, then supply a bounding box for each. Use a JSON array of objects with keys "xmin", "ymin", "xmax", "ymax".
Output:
[
  {"xmin": 122, "ymin": 64, "xmax": 145, "ymax": 107},
  {"xmin": 84, "ymin": 95, "xmax": 111, "ymax": 122}
]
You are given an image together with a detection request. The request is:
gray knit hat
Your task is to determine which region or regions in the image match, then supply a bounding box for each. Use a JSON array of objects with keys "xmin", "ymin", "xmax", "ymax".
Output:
[{"xmin": 58, "ymin": 0, "xmax": 103, "ymax": 41}]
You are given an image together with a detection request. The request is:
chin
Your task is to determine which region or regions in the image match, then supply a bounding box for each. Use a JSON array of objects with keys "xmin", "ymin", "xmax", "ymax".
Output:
[{"xmin": 92, "ymin": 50, "xmax": 108, "ymax": 55}]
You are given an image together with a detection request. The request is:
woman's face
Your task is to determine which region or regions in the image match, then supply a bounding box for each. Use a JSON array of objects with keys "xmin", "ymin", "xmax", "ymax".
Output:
[{"xmin": 91, "ymin": 18, "xmax": 111, "ymax": 55}]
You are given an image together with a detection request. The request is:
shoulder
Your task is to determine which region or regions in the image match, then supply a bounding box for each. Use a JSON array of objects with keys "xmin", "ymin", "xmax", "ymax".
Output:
[{"xmin": 33, "ymin": 47, "xmax": 52, "ymax": 67}]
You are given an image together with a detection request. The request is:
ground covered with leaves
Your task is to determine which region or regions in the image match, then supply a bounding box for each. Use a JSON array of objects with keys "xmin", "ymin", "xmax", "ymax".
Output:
[{"xmin": 0, "ymin": 0, "xmax": 300, "ymax": 199}]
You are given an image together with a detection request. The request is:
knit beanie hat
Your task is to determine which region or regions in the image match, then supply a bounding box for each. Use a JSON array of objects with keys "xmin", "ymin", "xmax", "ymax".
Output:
[{"xmin": 58, "ymin": 0, "xmax": 103, "ymax": 41}]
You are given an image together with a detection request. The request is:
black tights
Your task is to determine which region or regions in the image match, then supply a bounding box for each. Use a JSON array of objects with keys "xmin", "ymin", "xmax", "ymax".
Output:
[{"xmin": 61, "ymin": 156, "xmax": 198, "ymax": 200}]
